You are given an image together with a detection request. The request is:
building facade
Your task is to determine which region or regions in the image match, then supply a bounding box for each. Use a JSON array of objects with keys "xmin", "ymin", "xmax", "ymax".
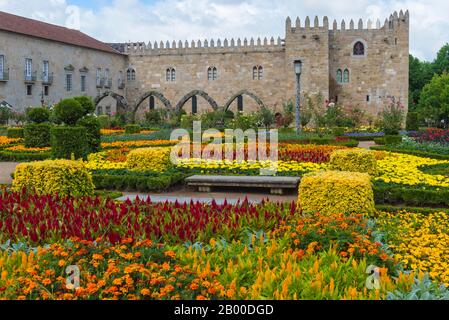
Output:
[{"xmin": 0, "ymin": 10, "xmax": 409, "ymax": 119}]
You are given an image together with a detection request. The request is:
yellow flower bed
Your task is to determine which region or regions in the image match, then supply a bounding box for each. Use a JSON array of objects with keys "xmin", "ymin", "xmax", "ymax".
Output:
[
  {"xmin": 298, "ymin": 171, "xmax": 376, "ymax": 215},
  {"xmin": 85, "ymin": 152, "xmax": 128, "ymax": 170},
  {"xmin": 100, "ymin": 129, "xmax": 125, "ymax": 135},
  {"xmin": 5, "ymin": 145, "xmax": 50, "ymax": 152},
  {"xmin": 0, "ymin": 136, "xmax": 22, "ymax": 147},
  {"xmin": 376, "ymin": 153, "xmax": 449, "ymax": 188},
  {"xmin": 377, "ymin": 211, "xmax": 449, "ymax": 285},
  {"xmin": 127, "ymin": 147, "xmax": 172, "ymax": 172},
  {"xmin": 101, "ymin": 140, "xmax": 177, "ymax": 149},
  {"xmin": 330, "ymin": 149, "xmax": 378, "ymax": 175},
  {"xmin": 12, "ymin": 160, "xmax": 94, "ymax": 197}
]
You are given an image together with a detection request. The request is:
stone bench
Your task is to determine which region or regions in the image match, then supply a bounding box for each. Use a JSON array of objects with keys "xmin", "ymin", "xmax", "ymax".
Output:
[{"xmin": 185, "ymin": 175, "xmax": 301, "ymax": 195}]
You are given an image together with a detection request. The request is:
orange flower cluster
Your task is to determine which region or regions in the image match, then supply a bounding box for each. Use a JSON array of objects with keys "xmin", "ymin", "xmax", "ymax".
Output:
[
  {"xmin": 5, "ymin": 145, "xmax": 50, "ymax": 152},
  {"xmin": 101, "ymin": 140, "xmax": 177, "ymax": 150},
  {"xmin": 0, "ymin": 239, "xmax": 223, "ymax": 300},
  {"xmin": 0, "ymin": 136, "xmax": 22, "ymax": 147}
]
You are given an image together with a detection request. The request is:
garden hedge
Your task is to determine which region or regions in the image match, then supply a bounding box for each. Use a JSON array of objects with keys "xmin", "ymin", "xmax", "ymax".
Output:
[
  {"xmin": 92, "ymin": 171, "xmax": 186, "ymax": 192},
  {"xmin": 127, "ymin": 147, "xmax": 172, "ymax": 172},
  {"xmin": 329, "ymin": 149, "xmax": 378, "ymax": 175},
  {"xmin": 298, "ymin": 171, "xmax": 376, "ymax": 215},
  {"xmin": 7, "ymin": 128, "xmax": 24, "ymax": 138},
  {"xmin": 374, "ymin": 135, "xmax": 403, "ymax": 146},
  {"xmin": 125, "ymin": 124, "xmax": 141, "ymax": 134},
  {"xmin": 77, "ymin": 116, "xmax": 101, "ymax": 153},
  {"xmin": 50, "ymin": 126, "xmax": 88, "ymax": 160},
  {"xmin": 0, "ymin": 150, "xmax": 51, "ymax": 162},
  {"xmin": 24, "ymin": 123, "xmax": 51, "ymax": 148},
  {"xmin": 11, "ymin": 159, "xmax": 94, "ymax": 197}
]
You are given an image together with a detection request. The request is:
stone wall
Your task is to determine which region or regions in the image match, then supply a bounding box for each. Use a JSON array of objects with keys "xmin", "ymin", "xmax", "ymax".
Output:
[{"xmin": 0, "ymin": 30, "xmax": 127, "ymax": 113}]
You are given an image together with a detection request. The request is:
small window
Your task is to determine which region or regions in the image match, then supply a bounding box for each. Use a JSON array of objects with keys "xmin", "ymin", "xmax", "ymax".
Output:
[
  {"xmin": 149, "ymin": 96, "xmax": 155, "ymax": 110},
  {"xmin": 353, "ymin": 41, "xmax": 365, "ymax": 56},
  {"xmin": 0, "ymin": 55, "xmax": 4, "ymax": 76},
  {"xmin": 96, "ymin": 68, "xmax": 102, "ymax": 86},
  {"xmin": 66, "ymin": 74, "xmax": 72, "ymax": 92},
  {"xmin": 97, "ymin": 106, "xmax": 103, "ymax": 115},
  {"xmin": 336, "ymin": 69, "xmax": 342, "ymax": 83},
  {"xmin": 395, "ymin": 38, "xmax": 398, "ymax": 45},
  {"xmin": 26, "ymin": 84, "xmax": 32, "ymax": 96},
  {"xmin": 253, "ymin": 66, "xmax": 263, "ymax": 80},
  {"xmin": 343, "ymin": 69, "xmax": 350, "ymax": 83},
  {"xmin": 105, "ymin": 106, "xmax": 111, "ymax": 116},
  {"xmin": 367, "ymin": 95, "xmax": 370, "ymax": 102},
  {"xmin": 207, "ymin": 67, "xmax": 217, "ymax": 81},
  {"xmin": 237, "ymin": 95, "xmax": 243, "ymax": 112},
  {"xmin": 335, "ymin": 96, "xmax": 338, "ymax": 103},
  {"xmin": 44, "ymin": 85, "xmax": 49, "ymax": 96},
  {"xmin": 81, "ymin": 75, "xmax": 86, "ymax": 92},
  {"xmin": 166, "ymin": 68, "xmax": 176, "ymax": 82}
]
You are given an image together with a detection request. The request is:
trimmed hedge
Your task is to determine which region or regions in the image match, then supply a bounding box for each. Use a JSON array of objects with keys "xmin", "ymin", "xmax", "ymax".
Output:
[
  {"xmin": 125, "ymin": 124, "xmax": 141, "ymax": 134},
  {"xmin": 373, "ymin": 135, "xmax": 403, "ymax": 146},
  {"xmin": 24, "ymin": 123, "xmax": 51, "ymax": 148},
  {"xmin": 127, "ymin": 147, "xmax": 172, "ymax": 172},
  {"xmin": 50, "ymin": 126, "xmax": 88, "ymax": 160},
  {"xmin": 77, "ymin": 116, "xmax": 101, "ymax": 153},
  {"xmin": 373, "ymin": 182, "xmax": 449, "ymax": 207},
  {"xmin": 370, "ymin": 146, "xmax": 449, "ymax": 160},
  {"xmin": 26, "ymin": 107, "xmax": 51, "ymax": 123},
  {"xmin": 329, "ymin": 149, "xmax": 378, "ymax": 175},
  {"xmin": 7, "ymin": 128, "xmax": 24, "ymax": 138},
  {"xmin": 11, "ymin": 159, "xmax": 94, "ymax": 197},
  {"xmin": 0, "ymin": 150, "xmax": 51, "ymax": 162},
  {"xmin": 92, "ymin": 171, "xmax": 186, "ymax": 192},
  {"xmin": 298, "ymin": 171, "xmax": 376, "ymax": 215}
]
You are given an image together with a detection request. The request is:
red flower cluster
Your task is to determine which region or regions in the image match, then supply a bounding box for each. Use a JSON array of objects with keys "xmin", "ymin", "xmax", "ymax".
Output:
[
  {"xmin": 279, "ymin": 145, "xmax": 345, "ymax": 163},
  {"xmin": 414, "ymin": 128, "xmax": 449, "ymax": 144},
  {"xmin": 0, "ymin": 190, "xmax": 296, "ymax": 245}
]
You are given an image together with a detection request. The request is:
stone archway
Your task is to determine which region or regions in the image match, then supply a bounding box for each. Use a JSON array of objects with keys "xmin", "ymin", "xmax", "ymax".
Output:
[
  {"xmin": 133, "ymin": 91, "xmax": 172, "ymax": 113},
  {"xmin": 94, "ymin": 91, "xmax": 128, "ymax": 113},
  {"xmin": 175, "ymin": 90, "xmax": 219, "ymax": 111},
  {"xmin": 224, "ymin": 90, "xmax": 266, "ymax": 111}
]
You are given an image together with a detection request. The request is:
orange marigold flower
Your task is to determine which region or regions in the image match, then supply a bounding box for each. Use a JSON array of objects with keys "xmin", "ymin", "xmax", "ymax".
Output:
[
  {"xmin": 164, "ymin": 251, "xmax": 176, "ymax": 259},
  {"xmin": 340, "ymin": 251, "xmax": 348, "ymax": 257},
  {"xmin": 92, "ymin": 254, "xmax": 104, "ymax": 260},
  {"xmin": 58, "ymin": 260, "xmax": 66, "ymax": 267},
  {"xmin": 196, "ymin": 295, "xmax": 207, "ymax": 300},
  {"xmin": 190, "ymin": 283, "xmax": 199, "ymax": 290},
  {"xmin": 42, "ymin": 278, "xmax": 52, "ymax": 286}
]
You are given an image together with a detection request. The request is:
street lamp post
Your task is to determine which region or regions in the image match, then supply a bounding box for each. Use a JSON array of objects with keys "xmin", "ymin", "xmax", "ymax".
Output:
[{"xmin": 294, "ymin": 60, "xmax": 302, "ymax": 135}]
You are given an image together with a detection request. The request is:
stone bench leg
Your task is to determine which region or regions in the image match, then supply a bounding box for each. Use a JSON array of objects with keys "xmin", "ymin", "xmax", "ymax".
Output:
[
  {"xmin": 198, "ymin": 186, "xmax": 212, "ymax": 192},
  {"xmin": 270, "ymin": 188, "xmax": 284, "ymax": 195}
]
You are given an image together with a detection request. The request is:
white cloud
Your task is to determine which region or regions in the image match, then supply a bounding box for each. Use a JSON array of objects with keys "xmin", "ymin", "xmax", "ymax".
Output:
[{"xmin": 0, "ymin": 0, "xmax": 447, "ymax": 60}]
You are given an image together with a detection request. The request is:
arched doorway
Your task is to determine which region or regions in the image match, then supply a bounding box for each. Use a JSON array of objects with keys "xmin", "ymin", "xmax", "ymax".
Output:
[
  {"xmin": 224, "ymin": 90, "xmax": 266, "ymax": 112},
  {"xmin": 94, "ymin": 91, "xmax": 128, "ymax": 114},
  {"xmin": 132, "ymin": 91, "xmax": 172, "ymax": 121},
  {"xmin": 175, "ymin": 90, "xmax": 219, "ymax": 113}
]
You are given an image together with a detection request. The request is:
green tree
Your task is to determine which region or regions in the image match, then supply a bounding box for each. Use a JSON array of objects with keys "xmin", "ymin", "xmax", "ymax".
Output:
[
  {"xmin": 409, "ymin": 54, "xmax": 434, "ymax": 109},
  {"xmin": 418, "ymin": 72, "xmax": 449, "ymax": 126},
  {"xmin": 433, "ymin": 43, "xmax": 449, "ymax": 75}
]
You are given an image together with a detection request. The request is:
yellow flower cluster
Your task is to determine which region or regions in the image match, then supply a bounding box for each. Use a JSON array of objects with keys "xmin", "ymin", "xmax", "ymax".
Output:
[
  {"xmin": 377, "ymin": 211, "xmax": 449, "ymax": 285},
  {"xmin": 330, "ymin": 149, "xmax": 378, "ymax": 176},
  {"xmin": 376, "ymin": 153, "xmax": 449, "ymax": 187},
  {"xmin": 127, "ymin": 147, "xmax": 173, "ymax": 172},
  {"xmin": 100, "ymin": 129, "xmax": 125, "ymax": 135},
  {"xmin": 0, "ymin": 136, "xmax": 22, "ymax": 147},
  {"xmin": 12, "ymin": 159, "xmax": 95, "ymax": 197},
  {"xmin": 101, "ymin": 140, "xmax": 176, "ymax": 149},
  {"xmin": 5, "ymin": 145, "xmax": 50, "ymax": 152},
  {"xmin": 298, "ymin": 171, "xmax": 376, "ymax": 215},
  {"xmin": 85, "ymin": 152, "xmax": 128, "ymax": 170},
  {"xmin": 175, "ymin": 158, "xmax": 326, "ymax": 174}
]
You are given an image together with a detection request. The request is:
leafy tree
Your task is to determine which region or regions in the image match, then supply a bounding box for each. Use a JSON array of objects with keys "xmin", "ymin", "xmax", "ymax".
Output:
[
  {"xmin": 418, "ymin": 72, "xmax": 449, "ymax": 127},
  {"xmin": 409, "ymin": 54, "xmax": 434, "ymax": 109},
  {"xmin": 433, "ymin": 43, "xmax": 449, "ymax": 75},
  {"xmin": 73, "ymin": 96, "xmax": 96, "ymax": 116},
  {"xmin": 53, "ymin": 98, "xmax": 84, "ymax": 125}
]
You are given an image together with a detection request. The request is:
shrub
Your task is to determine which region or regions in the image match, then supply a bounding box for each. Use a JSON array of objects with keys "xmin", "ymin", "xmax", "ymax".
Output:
[
  {"xmin": 50, "ymin": 126, "xmax": 88, "ymax": 159},
  {"xmin": 24, "ymin": 123, "xmax": 51, "ymax": 148},
  {"xmin": 0, "ymin": 150, "xmax": 51, "ymax": 161},
  {"xmin": 7, "ymin": 127, "xmax": 24, "ymax": 138},
  {"xmin": 124, "ymin": 124, "xmax": 141, "ymax": 134},
  {"xmin": 374, "ymin": 137, "xmax": 385, "ymax": 145},
  {"xmin": 53, "ymin": 98, "xmax": 84, "ymax": 125},
  {"xmin": 25, "ymin": 107, "xmax": 51, "ymax": 123},
  {"xmin": 11, "ymin": 159, "xmax": 94, "ymax": 197},
  {"xmin": 406, "ymin": 112, "xmax": 420, "ymax": 131},
  {"xmin": 97, "ymin": 115, "xmax": 111, "ymax": 129},
  {"xmin": 126, "ymin": 147, "xmax": 172, "ymax": 172},
  {"xmin": 298, "ymin": 171, "xmax": 376, "ymax": 215},
  {"xmin": 377, "ymin": 101, "xmax": 405, "ymax": 135},
  {"xmin": 73, "ymin": 96, "xmax": 95, "ymax": 115},
  {"xmin": 329, "ymin": 149, "xmax": 378, "ymax": 175},
  {"xmin": 76, "ymin": 115, "xmax": 101, "ymax": 153}
]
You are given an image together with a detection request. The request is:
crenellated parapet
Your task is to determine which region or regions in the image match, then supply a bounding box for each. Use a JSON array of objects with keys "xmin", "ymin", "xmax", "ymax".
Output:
[
  {"xmin": 124, "ymin": 36, "xmax": 284, "ymax": 55},
  {"xmin": 286, "ymin": 10, "xmax": 409, "ymax": 33}
]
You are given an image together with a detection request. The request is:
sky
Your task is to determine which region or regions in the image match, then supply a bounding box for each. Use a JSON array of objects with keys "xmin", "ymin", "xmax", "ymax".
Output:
[{"xmin": 0, "ymin": 0, "xmax": 447, "ymax": 61}]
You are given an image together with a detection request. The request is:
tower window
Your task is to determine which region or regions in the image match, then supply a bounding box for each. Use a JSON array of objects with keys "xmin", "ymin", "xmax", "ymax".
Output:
[
  {"xmin": 166, "ymin": 67, "xmax": 176, "ymax": 82},
  {"xmin": 367, "ymin": 95, "xmax": 370, "ymax": 102},
  {"xmin": 336, "ymin": 69, "xmax": 342, "ymax": 83},
  {"xmin": 207, "ymin": 67, "xmax": 218, "ymax": 81},
  {"xmin": 127, "ymin": 68, "xmax": 136, "ymax": 81},
  {"xmin": 353, "ymin": 41, "xmax": 365, "ymax": 56},
  {"xmin": 343, "ymin": 69, "xmax": 350, "ymax": 83},
  {"xmin": 252, "ymin": 66, "xmax": 263, "ymax": 80}
]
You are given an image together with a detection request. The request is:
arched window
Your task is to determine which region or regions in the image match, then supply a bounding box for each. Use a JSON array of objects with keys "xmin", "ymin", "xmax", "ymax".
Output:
[
  {"xmin": 207, "ymin": 67, "xmax": 217, "ymax": 81},
  {"xmin": 353, "ymin": 41, "xmax": 365, "ymax": 56},
  {"xmin": 343, "ymin": 69, "xmax": 350, "ymax": 83},
  {"xmin": 166, "ymin": 67, "xmax": 176, "ymax": 82},
  {"xmin": 253, "ymin": 66, "xmax": 263, "ymax": 80},
  {"xmin": 127, "ymin": 68, "xmax": 136, "ymax": 81},
  {"xmin": 336, "ymin": 69, "xmax": 342, "ymax": 83}
]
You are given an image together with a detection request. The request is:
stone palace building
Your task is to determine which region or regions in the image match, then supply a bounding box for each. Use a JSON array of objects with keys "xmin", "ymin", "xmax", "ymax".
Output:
[{"xmin": 0, "ymin": 10, "xmax": 409, "ymax": 118}]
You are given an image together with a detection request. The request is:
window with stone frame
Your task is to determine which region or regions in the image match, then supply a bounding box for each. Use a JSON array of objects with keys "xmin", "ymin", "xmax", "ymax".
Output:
[
  {"xmin": 127, "ymin": 68, "xmax": 136, "ymax": 81},
  {"xmin": 343, "ymin": 69, "xmax": 350, "ymax": 83},
  {"xmin": 336, "ymin": 69, "xmax": 343, "ymax": 83},
  {"xmin": 208, "ymin": 67, "xmax": 217, "ymax": 81},
  {"xmin": 253, "ymin": 66, "xmax": 263, "ymax": 80},
  {"xmin": 166, "ymin": 68, "xmax": 176, "ymax": 82},
  {"xmin": 353, "ymin": 41, "xmax": 365, "ymax": 56}
]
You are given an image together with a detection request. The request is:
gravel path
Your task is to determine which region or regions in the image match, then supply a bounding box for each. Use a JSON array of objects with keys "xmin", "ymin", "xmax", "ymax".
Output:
[{"xmin": 0, "ymin": 162, "xmax": 19, "ymax": 185}]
